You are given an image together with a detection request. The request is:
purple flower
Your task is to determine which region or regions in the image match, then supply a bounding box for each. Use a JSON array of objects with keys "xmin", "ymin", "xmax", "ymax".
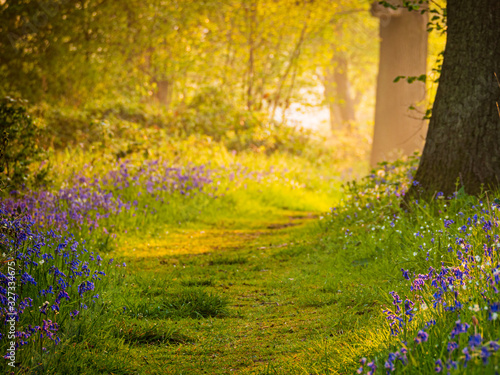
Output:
[
  {"xmin": 447, "ymin": 341, "xmax": 459, "ymax": 353},
  {"xmin": 480, "ymin": 346, "xmax": 491, "ymax": 364},
  {"xmin": 366, "ymin": 360, "xmax": 376, "ymax": 375},
  {"xmin": 450, "ymin": 320, "xmax": 469, "ymax": 339},
  {"xmin": 435, "ymin": 359, "xmax": 443, "ymax": 372},
  {"xmin": 463, "ymin": 347, "xmax": 471, "ymax": 367},
  {"xmin": 415, "ymin": 330, "xmax": 429, "ymax": 344},
  {"xmin": 469, "ymin": 333, "xmax": 482, "ymax": 349},
  {"xmin": 401, "ymin": 269, "xmax": 410, "ymax": 280}
]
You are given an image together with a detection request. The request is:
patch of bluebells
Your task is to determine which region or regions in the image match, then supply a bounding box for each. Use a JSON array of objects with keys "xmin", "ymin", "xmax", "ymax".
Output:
[
  {"xmin": 323, "ymin": 158, "xmax": 500, "ymax": 373},
  {"xmin": 2, "ymin": 159, "xmax": 283, "ymax": 235},
  {"xmin": 0, "ymin": 158, "xmax": 284, "ymax": 368},
  {"xmin": 324, "ymin": 157, "xmax": 419, "ymax": 242},
  {"xmin": 2, "ymin": 160, "xmax": 216, "ymax": 233},
  {"xmin": 357, "ymin": 196, "xmax": 500, "ymax": 372},
  {"xmin": 0, "ymin": 206, "xmax": 112, "ymax": 366}
]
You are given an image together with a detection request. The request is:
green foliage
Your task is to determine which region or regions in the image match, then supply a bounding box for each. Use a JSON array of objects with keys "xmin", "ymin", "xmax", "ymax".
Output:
[
  {"xmin": 0, "ymin": 98, "xmax": 49, "ymax": 190},
  {"xmin": 33, "ymin": 99, "xmax": 333, "ymax": 165},
  {"xmin": 172, "ymin": 86, "xmax": 263, "ymax": 147},
  {"xmin": 0, "ymin": 0, "xmax": 377, "ymax": 142}
]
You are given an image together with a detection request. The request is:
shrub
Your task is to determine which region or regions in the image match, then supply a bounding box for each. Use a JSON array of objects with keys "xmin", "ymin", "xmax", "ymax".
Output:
[{"xmin": 0, "ymin": 98, "xmax": 49, "ymax": 191}]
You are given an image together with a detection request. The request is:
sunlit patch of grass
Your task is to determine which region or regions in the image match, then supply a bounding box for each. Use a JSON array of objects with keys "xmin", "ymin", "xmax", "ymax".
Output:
[
  {"xmin": 98, "ymin": 215, "xmax": 392, "ymax": 374},
  {"xmin": 119, "ymin": 228, "xmax": 279, "ymax": 258}
]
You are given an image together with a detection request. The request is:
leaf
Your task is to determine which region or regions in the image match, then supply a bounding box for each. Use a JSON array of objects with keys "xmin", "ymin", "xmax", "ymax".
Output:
[
  {"xmin": 393, "ymin": 76, "xmax": 405, "ymax": 83},
  {"xmin": 456, "ymin": 186, "xmax": 467, "ymax": 199}
]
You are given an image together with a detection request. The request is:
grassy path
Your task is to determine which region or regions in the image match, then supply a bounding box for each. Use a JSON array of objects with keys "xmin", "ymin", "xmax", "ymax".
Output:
[{"xmin": 98, "ymin": 212, "xmax": 385, "ymax": 375}]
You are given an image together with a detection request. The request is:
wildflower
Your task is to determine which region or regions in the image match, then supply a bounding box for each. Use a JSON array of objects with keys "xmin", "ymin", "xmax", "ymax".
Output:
[
  {"xmin": 469, "ymin": 304, "xmax": 480, "ymax": 312},
  {"xmin": 446, "ymin": 360, "xmax": 458, "ymax": 370},
  {"xmin": 469, "ymin": 333, "xmax": 482, "ymax": 349},
  {"xmin": 480, "ymin": 346, "xmax": 491, "ymax": 364},
  {"xmin": 489, "ymin": 341, "xmax": 500, "ymax": 351},
  {"xmin": 366, "ymin": 361, "xmax": 376, "ymax": 375},
  {"xmin": 450, "ymin": 320, "xmax": 469, "ymax": 339},
  {"xmin": 447, "ymin": 341, "xmax": 458, "ymax": 353},
  {"xmin": 401, "ymin": 269, "xmax": 410, "ymax": 280},
  {"xmin": 462, "ymin": 347, "xmax": 471, "ymax": 367},
  {"xmin": 384, "ymin": 352, "xmax": 399, "ymax": 372},
  {"xmin": 435, "ymin": 359, "xmax": 443, "ymax": 372},
  {"xmin": 414, "ymin": 330, "xmax": 429, "ymax": 344}
]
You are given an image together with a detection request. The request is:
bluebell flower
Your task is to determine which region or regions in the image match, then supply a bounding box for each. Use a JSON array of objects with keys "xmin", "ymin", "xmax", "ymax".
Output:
[
  {"xmin": 434, "ymin": 359, "xmax": 443, "ymax": 372},
  {"xmin": 480, "ymin": 346, "xmax": 491, "ymax": 364},
  {"xmin": 414, "ymin": 330, "xmax": 429, "ymax": 344},
  {"xmin": 447, "ymin": 341, "xmax": 458, "ymax": 353},
  {"xmin": 469, "ymin": 333, "xmax": 482, "ymax": 349}
]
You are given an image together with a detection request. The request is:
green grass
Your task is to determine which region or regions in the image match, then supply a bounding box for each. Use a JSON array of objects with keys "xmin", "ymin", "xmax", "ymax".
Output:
[
  {"xmin": 40, "ymin": 216, "xmax": 391, "ymax": 374},
  {"xmin": 12, "ymin": 140, "xmax": 500, "ymax": 374}
]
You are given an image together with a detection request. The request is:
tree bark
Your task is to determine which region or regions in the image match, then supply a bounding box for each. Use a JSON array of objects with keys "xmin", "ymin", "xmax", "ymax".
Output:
[
  {"xmin": 370, "ymin": 2, "xmax": 428, "ymax": 167},
  {"xmin": 407, "ymin": 0, "xmax": 500, "ymax": 197}
]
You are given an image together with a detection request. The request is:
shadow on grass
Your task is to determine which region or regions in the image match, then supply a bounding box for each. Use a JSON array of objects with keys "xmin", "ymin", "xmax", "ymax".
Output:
[
  {"xmin": 125, "ymin": 288, "xmax": 230, "ymax": 319},
  {"xmin": 113, "ymin": 318, "xmax": 192, "ymax": 345}
]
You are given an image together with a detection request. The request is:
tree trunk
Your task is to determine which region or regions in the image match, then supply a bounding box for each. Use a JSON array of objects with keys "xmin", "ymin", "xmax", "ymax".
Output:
[
  {"xmin": 324, "ymin": 52, "xmax": 356, "ymax": 132},
  {"xmin": 154, "ymin": 79, "xmax": 173, "ymax": 109},
  {"xmin": 407, "ymin": 0, "xmax": 500, "ymax": 197},
  {"xmin": 370, "ymin": 2, "xmax": 428, "ymax": 167}
]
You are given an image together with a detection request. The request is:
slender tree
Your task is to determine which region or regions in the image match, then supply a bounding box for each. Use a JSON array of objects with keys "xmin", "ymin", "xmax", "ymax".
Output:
[
  {"xmin": 324, "ymin": 49, "xmax": 357, "ymax": 131},
  {"xmin": 370, "ymin": 0, "xmax": 428, "ymax": 167},
  {"xmin": 408, "ymin": 0, "xmax": 500, "ymax": 197}
]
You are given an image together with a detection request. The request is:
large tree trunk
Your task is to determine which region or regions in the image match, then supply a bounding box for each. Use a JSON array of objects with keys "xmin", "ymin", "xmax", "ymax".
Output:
[
  {"xmin": 408, "ymin": 0, "xmax": 500, "ymax": 197},
  {"xmin": 370, "ymin": 2, "xmax": 428, "ymax": 167}
]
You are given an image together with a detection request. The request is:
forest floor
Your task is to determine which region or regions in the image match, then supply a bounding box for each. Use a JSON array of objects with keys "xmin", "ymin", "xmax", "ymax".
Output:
[
  {"xmin": 8, "ymin": 147, "xmax": 499, "ymax": 374},
  {"xmin": 82, "ymin": 210, "xmax": 384, "ymax": 375}
]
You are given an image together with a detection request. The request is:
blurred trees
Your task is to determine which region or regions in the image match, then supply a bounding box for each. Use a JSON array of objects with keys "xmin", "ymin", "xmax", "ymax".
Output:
[
  {"xmin": 0, "ymin": 1, "xmax": 375, "ymax": 118},
  {"xmin": 5, "ymin": 1, "xmax": 436, "ymax": 170}
]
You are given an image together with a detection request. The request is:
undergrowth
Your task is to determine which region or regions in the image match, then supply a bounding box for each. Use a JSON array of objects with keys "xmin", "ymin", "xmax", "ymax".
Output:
[{"xmin": 3, "ymin": 133, "xmax": 500, "ymax": 374}]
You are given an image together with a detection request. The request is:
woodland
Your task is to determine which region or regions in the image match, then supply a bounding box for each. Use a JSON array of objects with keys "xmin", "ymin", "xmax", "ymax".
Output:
[{"xmin": 0, "ymin": 0, "xmax": 500, "ymax": 374}]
